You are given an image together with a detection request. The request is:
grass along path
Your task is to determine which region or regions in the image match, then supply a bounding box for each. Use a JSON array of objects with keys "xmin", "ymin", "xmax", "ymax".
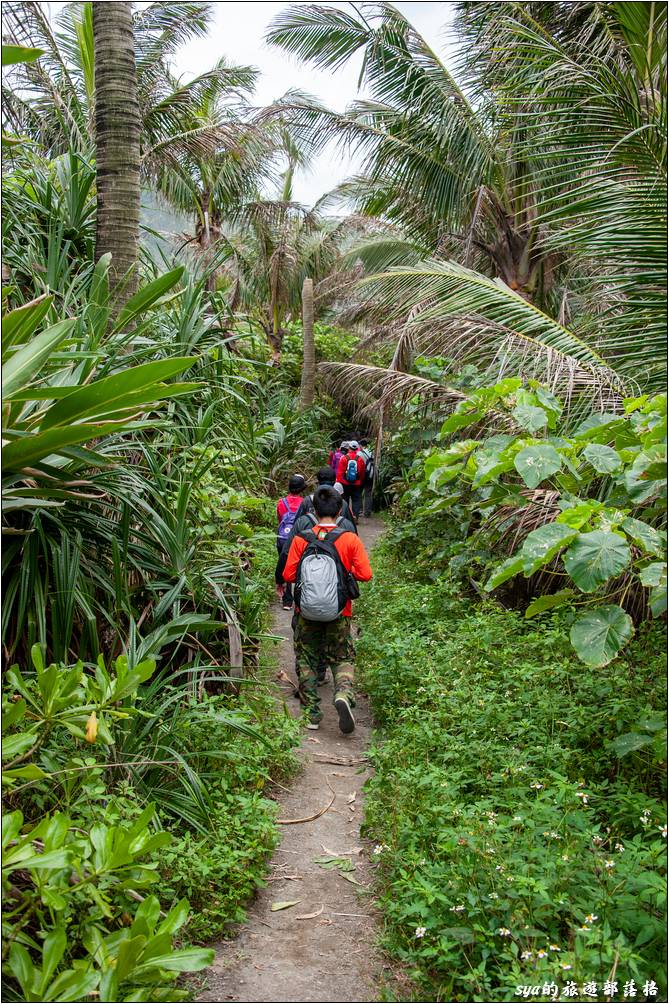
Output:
[{"xmin": 197, "ymin": 516, "xmax": 390, "ymax": 1003}]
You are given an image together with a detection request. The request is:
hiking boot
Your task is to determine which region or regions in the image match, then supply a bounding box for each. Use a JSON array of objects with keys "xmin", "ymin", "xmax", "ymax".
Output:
[
  {"xmin": 334, "ymin": 694, "xmax": 355, "ymax": 734},
  {"xmin": 306, "ymin": 720, "xmax": 320, "ymax": 731}
]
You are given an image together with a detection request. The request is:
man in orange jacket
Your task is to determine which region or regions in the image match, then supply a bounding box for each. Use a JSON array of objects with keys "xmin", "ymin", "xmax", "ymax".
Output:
[{"xmin": 282, "ymin": 486, "xmax": 373, "ymax": 732}]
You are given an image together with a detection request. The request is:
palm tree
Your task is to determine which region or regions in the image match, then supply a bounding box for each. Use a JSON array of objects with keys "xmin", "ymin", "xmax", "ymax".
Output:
[
  {"xmin": 267, "ymin": 3, "xmax": 564, "ymax": 309},
  {"xmin": 2, "ymin": 2, "xmax": 253, "ymax": 183},
  {"xmin": 268, "ymin": 1, "xmax": 667, "ymax": 409},
  {"xmin": 299, "ymin": 276, "xmax": 315, "ymax": 407},
  {"xmin": 92, "ymin": 2, "xmax": 141, "ymax": 294},
  {"xmin": 216, "ymin": 200, "xmax": 362, "ymax": 358}
]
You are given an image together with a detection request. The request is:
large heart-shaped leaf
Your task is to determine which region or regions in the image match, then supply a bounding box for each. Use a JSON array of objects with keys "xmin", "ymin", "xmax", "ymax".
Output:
[
  {"xmin": 583, "ymin": 443, "xmax": 622, "ymax": 474},
  {"xmin": 563, "ymin": 531, "xmax": 631, "ymax": 592},
  {"xmin": 622, "ymin": 517, "xmax": 666, "ymax": 557},
  {"xmin": 512, "ymin": 403, "xmax": 548, "ymax": 433},
  {"xmin": 569, "ymin": 605, "xmax": 633, "ymax": 666},
  {"xmin": 520, "ymin": 523, "xmax": 579, "ymax": 576},
  {"xmin": 484, "ymin": 555, "xmax": 523, "ymax": 592},
  {"xmin": 514, "ymin": 445, "xmax": 562, "ymax": 489},
  {"xmin": 440, "ymin": 410, "xmax": 481, "ymax": 435},
  {"xmin": 525, "ymin": 589, "xmax": 575, "ymax": 618}
]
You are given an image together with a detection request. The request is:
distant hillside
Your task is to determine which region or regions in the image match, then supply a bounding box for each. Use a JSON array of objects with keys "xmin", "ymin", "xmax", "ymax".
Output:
[{"xmin": 140, "ymin": 190, "xmax": 193, "ymax": 257}]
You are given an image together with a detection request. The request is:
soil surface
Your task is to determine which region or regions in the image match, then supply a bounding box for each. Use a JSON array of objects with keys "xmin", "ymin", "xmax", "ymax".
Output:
[{"xmin": 197, "ymin": 516, "xmax": 389, "ymax": 1004}]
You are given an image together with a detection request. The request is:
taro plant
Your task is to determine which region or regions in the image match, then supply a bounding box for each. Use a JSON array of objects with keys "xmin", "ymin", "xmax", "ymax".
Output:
[{"xmin": 410, "ymin": 380, "xmax": 667, "ymax": 666}]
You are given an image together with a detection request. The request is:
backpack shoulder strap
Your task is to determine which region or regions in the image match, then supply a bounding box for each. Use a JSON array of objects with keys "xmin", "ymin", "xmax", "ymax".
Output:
[{"xmin": 306, "ymin": 512, "xmax": 318, "ymax": 525}]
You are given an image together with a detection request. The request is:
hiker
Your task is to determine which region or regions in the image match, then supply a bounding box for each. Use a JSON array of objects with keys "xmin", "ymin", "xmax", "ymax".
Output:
[
  {"xmin": 295, "ymin": 466, "xmax": 356, "ymax": 528},
  {"xmin": 335, "ymin": 440, "xmax": 366, "ymax": 520},
  {"xmin": 275, "ymin": 473, "xmax": 357, "ymax": 697},
  {"xmin": 358, "ymin": 437, "xmax": 375, "ymax": 518},
  {"xmin": 328, "ymin": 441, "xmax": 347, "ymax": 473},
  {"xmin": 275, "ymin": 474, "xmax": 306, "ymax": 609},
  {"xmin": 282, "ymin": 486, "xmax": 372, "ymax": 733}
]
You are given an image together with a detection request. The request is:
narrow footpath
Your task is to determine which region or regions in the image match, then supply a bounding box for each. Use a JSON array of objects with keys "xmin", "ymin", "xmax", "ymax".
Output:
[{"xmin": 198, "ymin": 517, "xmax": 388, "ymax": 1004}]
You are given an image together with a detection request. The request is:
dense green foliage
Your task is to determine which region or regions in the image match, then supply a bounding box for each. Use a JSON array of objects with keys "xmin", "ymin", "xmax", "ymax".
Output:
[
  {"xmin": 404, "ymin": 380, "xmax": 667, "ymax": 666},
  {"xmin": 358, "ymin": 526, "xmax": 667, "ymax": 1002},
  {"xmin": 3, "ymin": 2, "xmax": 667, "ymax": 1002}
]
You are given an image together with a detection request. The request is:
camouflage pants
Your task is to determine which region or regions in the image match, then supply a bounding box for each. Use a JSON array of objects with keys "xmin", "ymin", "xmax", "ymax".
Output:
[{"xmin": 293, "ymin": 614, "xmax": 355, "ymax": 722}]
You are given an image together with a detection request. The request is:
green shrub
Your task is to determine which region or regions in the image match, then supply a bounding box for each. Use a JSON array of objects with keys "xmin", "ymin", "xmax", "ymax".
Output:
[{"xmin": 358, "ymin": 537, "xmax": 667, "ymax": 1002}]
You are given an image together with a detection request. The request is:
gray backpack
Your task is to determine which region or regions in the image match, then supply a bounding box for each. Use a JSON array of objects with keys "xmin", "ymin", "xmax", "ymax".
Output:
[{"xmin": 294, "ymin": 525, "xmax": 350, "ymax": 622}]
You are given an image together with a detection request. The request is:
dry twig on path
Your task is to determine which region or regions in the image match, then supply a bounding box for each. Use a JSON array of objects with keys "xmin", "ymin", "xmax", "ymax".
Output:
[
  {"xmin": 276, "ymin": 777, "xmax": 336, "ymax": 825},
  {"xmin": 311, "ymin": 754, "xmax": 369, "ymax": 766}
]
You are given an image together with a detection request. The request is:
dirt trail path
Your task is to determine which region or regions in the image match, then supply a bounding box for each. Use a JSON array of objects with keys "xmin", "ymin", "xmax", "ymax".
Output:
[{"xmin": 198, "ymin": 517, "xmax": 387, "ymax": 1004}]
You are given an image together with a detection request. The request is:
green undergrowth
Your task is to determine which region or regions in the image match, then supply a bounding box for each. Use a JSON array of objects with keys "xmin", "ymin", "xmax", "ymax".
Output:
[
  {"xmin": 358, "ymin": 531, "xmax": 667, "ymax": 1003},
  {"xmin": 2, "ymin": 511, "xmax": 301, "ymax": 999},
  {"xmin": 160, "ymin": 665, "xmax": 301, "ymax": 943}
]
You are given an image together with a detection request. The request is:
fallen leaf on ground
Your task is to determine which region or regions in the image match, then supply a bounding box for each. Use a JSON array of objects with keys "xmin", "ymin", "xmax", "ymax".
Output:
[
  {"xmin": 276, "ymin": 670, "xmax": 293, "ymax": 683},
  {"xmin": 270, "ymin": 900, "xmax": 301, "ymax": 911},
  {"xmin": 314, "ymin": 855, "xmax": 355, "ymax": 872},
  {"xmin": 307, "ymin": 737, "xmax": 321, "ymax": 744},
  {"xmin": 346, "ymin": 792, "xmax": 356, "ymax": 804},
  {"xmin": 341, "ymin": 873, "xmax": 365, "ymax": 886},
  {"xmin": 296, "ymin": 905, "xmax": 324, "ymax": 920},
  {"xmin": 321, "ymin": 844, "xmax": 363, "ymax": 856}
]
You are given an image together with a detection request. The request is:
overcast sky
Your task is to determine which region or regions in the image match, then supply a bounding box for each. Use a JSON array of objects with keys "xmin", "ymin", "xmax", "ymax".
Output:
[{"xmin": 41, "ymin": 1, "xmax": 457, "ymax": 205}]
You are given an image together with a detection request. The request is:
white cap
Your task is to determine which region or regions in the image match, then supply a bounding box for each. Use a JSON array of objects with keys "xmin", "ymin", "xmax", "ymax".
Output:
[
  {"xmin": 333, "ymin": 482, "xmax": 344, "ymax": 495},
  {"xmin": 349, "ymin": 440, "xmax": 359, "ymax": 449}
]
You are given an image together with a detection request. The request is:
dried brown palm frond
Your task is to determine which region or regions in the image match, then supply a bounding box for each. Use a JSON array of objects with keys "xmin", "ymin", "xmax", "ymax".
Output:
[
  {"xmin": 482, "ymin": 490, "xmax": 563, "ymax": 555},
  {"xmin": 318, "ymin": 361, "xmax": 465, "ymax": 422},
  {"xmin": 405, "ymin": 316, "xmax": 629, "ymax": 413}
]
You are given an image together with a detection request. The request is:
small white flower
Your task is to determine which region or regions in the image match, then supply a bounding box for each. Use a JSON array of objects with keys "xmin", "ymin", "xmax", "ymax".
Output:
[
  {"xmin": 530, "ymin": 781, "xmax": 544, "ymax": 790},
  {"xmin": 576, "ymin": 791, "xmax": 588, "ymax": 804},
  {"xmin": 584, "ymin": 913, "xmax": 598, "ymax": 924},
  {"xmin": 489, "ymin": 892, "xmax": 499, "ymax": 900},
  {"xmin": 549, "ymin": 944, "xmax": 561, "ymax": 952},
  {"xmin": 592, "ymin": 835, "xmax": 603, "ymax": 846},
  {"xmin": 604, "ymin": 859, "xmax": 615, "ymax": 869},
  {"xmin": 536, "ymin": 949, "xmax": 547, "ymax": 958},
  {"xmin": 560, "ymin": 962, "xmax": 572, "ymax": 971},
  {"xmin": 414, "ymin": 926, "xmax": 426, "ymax": 939},
  {"xmin": 513, "ymin": 815, "xmax": 523, "ymax": 822},
  {"xmin": 373, "ymin": 844, "xmax": 383, "ymax": 855},
  {"xmin": 521, "ymin": 950, "xmax": 533, "ymax": 960},
  {"xmin": 659, "ymin": 824, "xmax": 668, "ymax": 838},
  {"xmin": 450, "ymin": 904, "xmax": 465, "ymax": 913},
  {"xmin": 615, "ymin": 842, "xmax": 625, "ymax": 853},
  {"xmin": 497, "ymin": 927, "xmax": 511, "ymax": 937},
  {"xmin": 561, "ymin": 854, "xmax": 570, "ymax": 861},
  {"xmin": 495, "ymin": 864, "xmax": 504, "ymax": 872}
]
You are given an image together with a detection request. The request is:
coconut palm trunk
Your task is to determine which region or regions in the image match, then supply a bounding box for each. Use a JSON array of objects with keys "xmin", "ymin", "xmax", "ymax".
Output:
[
  {"xmin": 93, "ymin": 2, "xmax": 141, "ymax": 299},
  {"xmin": 299, "ymin": 276, "xmax": 315, "ymax": 408}
]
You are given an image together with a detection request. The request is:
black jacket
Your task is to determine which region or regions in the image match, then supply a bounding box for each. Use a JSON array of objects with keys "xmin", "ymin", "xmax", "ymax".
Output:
[{"xmin": 295, "ymin": 490, "xmax": 355, "ymax": 527}]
